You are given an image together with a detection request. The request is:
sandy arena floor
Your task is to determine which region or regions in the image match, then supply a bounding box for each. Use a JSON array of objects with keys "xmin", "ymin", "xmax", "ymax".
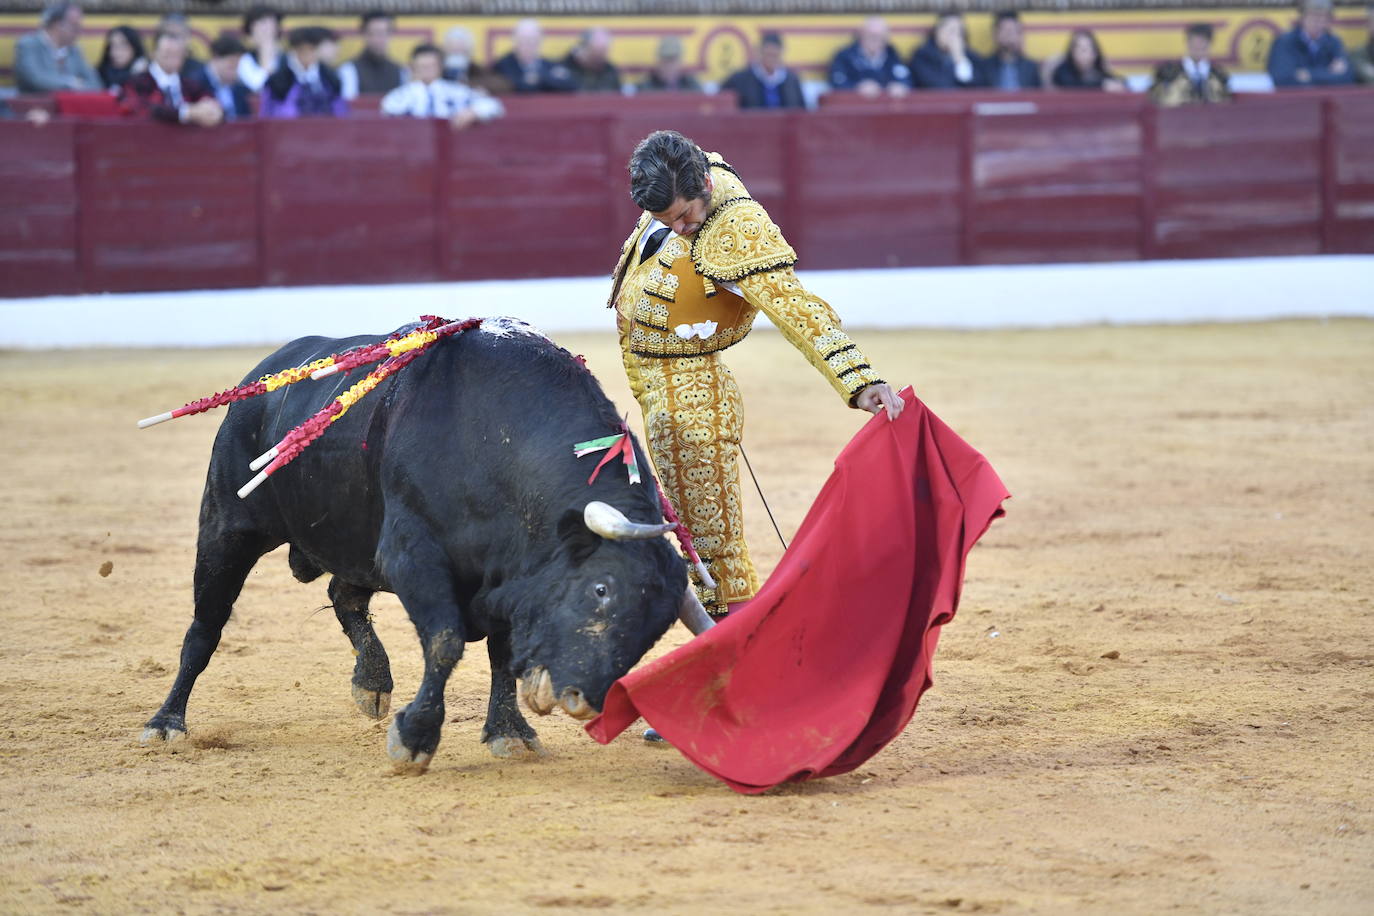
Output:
[{"xmin": 1, "ymin": 320, "xmax": 1371, "ymax": 914}]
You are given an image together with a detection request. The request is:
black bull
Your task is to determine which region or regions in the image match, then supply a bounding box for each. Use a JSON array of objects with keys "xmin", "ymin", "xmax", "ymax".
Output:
[{"xmin": 141, "ymin": 320, "xmax": 690, "ymax": 772}]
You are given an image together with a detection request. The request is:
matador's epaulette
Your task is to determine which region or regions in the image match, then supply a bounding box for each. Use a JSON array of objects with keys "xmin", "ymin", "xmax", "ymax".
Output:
[{"xmin": 690, "ymin": 198, "xmax": 798, "ymax": 284}]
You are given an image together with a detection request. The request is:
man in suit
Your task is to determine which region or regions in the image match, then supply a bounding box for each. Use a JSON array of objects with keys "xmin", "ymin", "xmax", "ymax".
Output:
[
  {"xmin": 911, "ymin": 13, "xmax": 981, "ymax": 90},
  {"xmin": 1149, "ymin": 24, "xmax": 1232, "ymax": 105},
  {"xmin": 561, "ymin": 27, "xmax": 622, "ymax": 92},
  {"xmin": 119, "ymin": 28, "xmax": 222, "ymax": 126},
  {"xmin": 15, "ymin": 1, "xmax": 100, "ymax": 93},
  {"xmin": 338, "ymin": 10, "xmax": 405, "ymax": 100},
  {"xmin": 828, "ymin": 16, "xmax": 911, "ymax": 97},
  {"xmin": 1268, "ymin": 0, "xmax": 1356, "ymax": 87},
  {"xmin": 492, "ymin": 18, "xmax": 577, "ymax": 93},
  {"xmin": 380, "ymin": 43, "xmax": 503, "ymax": 127},
  {"xmin": 156, "ymin": 13, "xmax": 209, "ymax": 86},
  {"xmin": 1352, "ymin": 3, "xmax": 1374, "ymax": 83},
  {"xmin": 979, "ymin": 11, "xmax": 1042, "ymax": 90},
  {"xmin": 722, "ymin": 32, "xmax": 806, "ymax": 109},
  {"xmin": 205, "ymin": 35, "xmax": 254, "ymax": 121},
  {"xmin": 638, "ymin": 35, "xmax": 701, "ymax": 93},
  {"xmin": 260, "ymin": 26, "xmax": 348, "ymax": 118}
]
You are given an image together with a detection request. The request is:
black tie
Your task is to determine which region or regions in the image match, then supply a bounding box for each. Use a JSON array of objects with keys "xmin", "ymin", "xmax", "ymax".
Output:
[{"xmin": 640, "ymin": 227, "xmax": 670, "ymax": 264}]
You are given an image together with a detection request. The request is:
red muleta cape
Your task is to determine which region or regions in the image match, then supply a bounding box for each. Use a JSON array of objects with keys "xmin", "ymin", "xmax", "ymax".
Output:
[{"xmin": 585, "ymin": 388, "xmax": 1009, "ymax": 794}]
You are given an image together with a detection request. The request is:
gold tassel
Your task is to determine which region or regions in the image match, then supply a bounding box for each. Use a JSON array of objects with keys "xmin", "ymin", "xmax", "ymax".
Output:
[{"xmin": 702, "ymin": 276, "xmax": 716, "ymax": 299}]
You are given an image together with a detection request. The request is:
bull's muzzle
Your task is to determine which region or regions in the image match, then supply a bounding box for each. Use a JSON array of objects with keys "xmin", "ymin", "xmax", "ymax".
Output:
[{"xmin": 521, "ymin": 666, "xmax": 599, "ymax": 720}]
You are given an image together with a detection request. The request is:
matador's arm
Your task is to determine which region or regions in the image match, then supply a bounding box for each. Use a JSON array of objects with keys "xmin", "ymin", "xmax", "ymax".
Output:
[
  {"xmin": 692, "ymin": 197, "xmax": 885, "ymax": 405},
  {"xmin": 737, "ymin": 267, "xmax": 885, "ymax": 405}
]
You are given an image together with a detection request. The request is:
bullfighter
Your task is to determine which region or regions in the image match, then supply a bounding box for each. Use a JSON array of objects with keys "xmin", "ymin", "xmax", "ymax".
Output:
[{"xmin": 609, "ymin": 130, "xmax": 904, "ymax": 620}]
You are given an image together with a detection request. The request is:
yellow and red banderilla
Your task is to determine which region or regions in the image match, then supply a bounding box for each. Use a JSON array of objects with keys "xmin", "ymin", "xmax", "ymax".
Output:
[{"xmin": 136, "ymin": 317, "xmax": 480, "ymax": 499}]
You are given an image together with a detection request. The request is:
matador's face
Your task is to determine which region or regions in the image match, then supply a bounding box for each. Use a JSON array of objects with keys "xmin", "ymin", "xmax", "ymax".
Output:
[{"xmin": 649, "ymin": 173, "xmax": 714, "ymax": 237}]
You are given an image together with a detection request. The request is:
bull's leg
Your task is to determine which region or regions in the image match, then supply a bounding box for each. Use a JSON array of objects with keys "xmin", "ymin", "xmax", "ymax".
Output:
[
  {"xmin": 378, "ymin": 523, "xmax": 465, "ymax": 775},
  {"xmin": 142, "ymin": 528, "xmax": 275, "ymax": 744},
  {"xmin": 327, "ymin": 577, "xmax": 393, "ymax": 719},
  {"xmin": 481, "ymin": 634, "xmax": 546, "ymax": 760}
]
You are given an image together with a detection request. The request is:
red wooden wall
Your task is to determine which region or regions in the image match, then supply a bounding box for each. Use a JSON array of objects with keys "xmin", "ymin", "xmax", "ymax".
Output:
[{"xmin": 1, "ymin": 89, "xmax": 1371, "ymax": 299}]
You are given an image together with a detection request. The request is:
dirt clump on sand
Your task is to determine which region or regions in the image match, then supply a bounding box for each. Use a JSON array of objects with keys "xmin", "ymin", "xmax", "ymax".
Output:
[{"xmin": 0, "ymin": 321, "xmax": 1370, "ymax": 914}]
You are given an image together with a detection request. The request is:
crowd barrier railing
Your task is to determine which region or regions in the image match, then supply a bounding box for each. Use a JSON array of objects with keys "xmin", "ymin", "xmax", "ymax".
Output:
[{"xmin": 2, "ymin": 88, "xmax": 1371, "ymax": 298}]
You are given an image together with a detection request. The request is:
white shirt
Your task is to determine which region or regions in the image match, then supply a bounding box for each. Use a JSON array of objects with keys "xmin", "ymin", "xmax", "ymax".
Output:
[
  {"xmin": 1181, "ymin": 57, "xmax": 1212, "ymax": 82},
  {"xmin": 285, "ymin": 53, "xmax": 323, "ymax": 90},
  {"xmin": 380, "ymin": 79, "xmax": 504, "ymax": 120},
  {"xmin": 751, "ymin": 64, "xmax": 790, "ymax": 89},
  {"xmin": 237, "ymin": 51, "xmax": 273, "ymax": 92},
  {"xmin": 148, "ymin": 61, "xmax": 189, "ymax": 122}
]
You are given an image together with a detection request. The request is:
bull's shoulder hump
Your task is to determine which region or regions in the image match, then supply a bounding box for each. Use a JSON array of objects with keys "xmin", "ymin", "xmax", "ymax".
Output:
[{"xmin": 477, "ymin": 317, "xmax": 548, "ymax": 341}]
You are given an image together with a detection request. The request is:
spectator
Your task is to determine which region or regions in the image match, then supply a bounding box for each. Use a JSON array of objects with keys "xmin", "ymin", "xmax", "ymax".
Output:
[
  {"xmin": 0, "ymin": 98, "xmax": 52, "ymax": 124},
  {"xmin": 637, "ymin": 35, "xmax": 701, "ymax": 92},
  {"xmin": 15, "ymin": 2, "xmax": 101, "ymax": 93},
  {"xmin": 979, "ymin": 11, "xmax": 1042, "ymax": 90},
  {"xmin": 205, "ymin": 35, "xmax": 253, "ymax": 121},
  {"xmin": 441, "ymin": 26, "xmax": 479, "ymax": 85},
  {"xmin": 492, "ymin": 18, "xmax": 577, "ymax": 93},
  {"xmin": 317, "ymin": 28, "xmax": 341, "ymax": 69},
  {"xmin": 1353, "ymin": 4, "xmax": 1374, "ymax": 83},
  {"xmin": 911, "ymin": 14, "xmax": 980, "ymax": 90},
  {"xmin": 156, "ymin": 14, "xmax": 208, "ymax": 85},
  {"xmin": 96, "ymin": 25, "xmax": 147, "ymax": 91},
  {"xmin": 722, "ymin": 32, "xmax": 806, "ymax": 109},
  {"xmin": 1051, "ymin": 29, "xmax": 1127, "ymax": 91},
  {"xmin": 1149, "ymin": 24, "xmax": 1232, "ymax": 105},
  {"xmin": 1267, "ymin": 0, "xmax": 1356, "ymax": 87},
  {"xmin": 238, "ymin": 5, "xmax": 283, "ymax": 93},
  {"xmin": 338, "ymin": 10, "xmax": 404, "ymax": 99},
  {"xmin": 829, "ymin": 16, "xmax": 911, "ymax": 97},
  {"xmin": 119, "ymin": 28, "xmax": 221, "ymax": 127},
  {"xmin": 260, "ymin": 26, "xmax": 347, "ymax": 118},
  {"xmin": 381, "ymin": 43, "xmax": 503, "ymax": 127},
  {"xmin": 562, "ymin": 27, "xmax": 621, "ymax": 92}
]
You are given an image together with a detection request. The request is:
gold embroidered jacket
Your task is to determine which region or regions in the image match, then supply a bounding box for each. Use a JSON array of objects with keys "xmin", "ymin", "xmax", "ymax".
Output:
[{"xmin": 609, "ymin": 153, "xmax": 884, "ymax": 404}]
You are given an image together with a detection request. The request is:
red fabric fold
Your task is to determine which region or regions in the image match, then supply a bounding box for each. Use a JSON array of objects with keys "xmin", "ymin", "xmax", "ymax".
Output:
[{"xmin": 585, "ymin": 389, "xmax": 1009, "ymax": 794}]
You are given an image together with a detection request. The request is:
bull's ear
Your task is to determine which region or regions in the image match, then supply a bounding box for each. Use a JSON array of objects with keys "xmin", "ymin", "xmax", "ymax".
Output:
[{"xmin": 556, "ymin": 508, "xmax": 602, "ymax": 564}]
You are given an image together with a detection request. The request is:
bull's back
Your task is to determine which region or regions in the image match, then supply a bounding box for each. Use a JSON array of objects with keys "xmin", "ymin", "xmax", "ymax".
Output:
[{"xmin": 209, "ymin": 332, "xmax": 397, "ymax": 588}]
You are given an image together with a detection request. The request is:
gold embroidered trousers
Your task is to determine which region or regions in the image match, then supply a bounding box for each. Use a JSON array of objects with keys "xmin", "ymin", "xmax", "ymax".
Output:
[{"xmin": 624, "ymin": 351, "xmax": 759, "ymax": 614}]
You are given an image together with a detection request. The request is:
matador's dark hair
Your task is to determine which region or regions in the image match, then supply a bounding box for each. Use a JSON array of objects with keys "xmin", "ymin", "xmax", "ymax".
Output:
[{"xmin": 627, "ymin": 130, "xmax": 710, "ymax": 213}]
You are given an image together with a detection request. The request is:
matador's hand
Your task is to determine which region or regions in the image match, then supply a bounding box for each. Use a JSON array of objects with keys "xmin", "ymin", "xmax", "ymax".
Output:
[{"xmin": 855, "ymin": 383, "xmax": 904, "ymax": 421}]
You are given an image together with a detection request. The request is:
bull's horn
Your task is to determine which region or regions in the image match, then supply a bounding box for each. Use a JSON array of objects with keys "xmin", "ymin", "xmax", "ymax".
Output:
[
  {"xmin": 678, "ymin": 587, "xmax": 716, "ymax": 636},
  {"xmin": 583, "ymin": 501, "xmax": 675, "ymax": 541}
]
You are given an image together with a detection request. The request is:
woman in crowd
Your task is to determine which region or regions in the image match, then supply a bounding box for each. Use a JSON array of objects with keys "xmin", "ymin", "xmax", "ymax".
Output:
[
  {"xmin": 238, "ymin": 5, "xmax": 284, "ymax": 92},
  {"xmin": 1051, "ymin": 29, "xmax": 1127, "ymax": 91},
  {"xmin": 97, "ymin": 25, "xmax": 148, "ymax": 91}
]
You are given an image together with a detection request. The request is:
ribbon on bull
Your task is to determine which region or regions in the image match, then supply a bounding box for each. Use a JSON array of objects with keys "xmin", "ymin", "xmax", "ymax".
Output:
[
  {"xmin": 573, "ymin": 424, "xmax": 715, "ymax": 590},
  {"xmin": 573, "ymin": 423, "xmax": 641, "ymax": 486}
]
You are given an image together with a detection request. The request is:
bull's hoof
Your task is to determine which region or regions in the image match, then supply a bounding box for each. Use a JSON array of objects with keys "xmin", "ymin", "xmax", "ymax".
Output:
[
  {"xmin": 486, "ymin": 735, "xmax": 549, "ymax": 760},
  {"xmin": 140, "ymin": 725, "xmax": 187, "ymax": 745},
  {"xmin": 351, "ymin": 684, "xmax": 391, "ymax": 719},
  {"xmin": 386, "ymin": 713, "xmax": 433, "ymax": 775},
  {"xmin": 141, "ymin": 714, "xmax": 188, "ymax": 746}
]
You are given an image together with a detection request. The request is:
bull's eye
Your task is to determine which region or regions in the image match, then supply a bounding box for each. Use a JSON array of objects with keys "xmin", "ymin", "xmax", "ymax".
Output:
[{"xmin": 594, "ymin": 583, "xmax": 609, "ymax": 598}]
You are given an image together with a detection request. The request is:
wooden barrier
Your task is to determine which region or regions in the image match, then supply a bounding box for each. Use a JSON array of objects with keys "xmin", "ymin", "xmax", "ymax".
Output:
[
  {"xmin": 1, "ymin": 89, "xmax": 1371, "ymax": 298},
  {"xmin": 0, "ymin": 120, "xmax": 79, "ymax": 297}
]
